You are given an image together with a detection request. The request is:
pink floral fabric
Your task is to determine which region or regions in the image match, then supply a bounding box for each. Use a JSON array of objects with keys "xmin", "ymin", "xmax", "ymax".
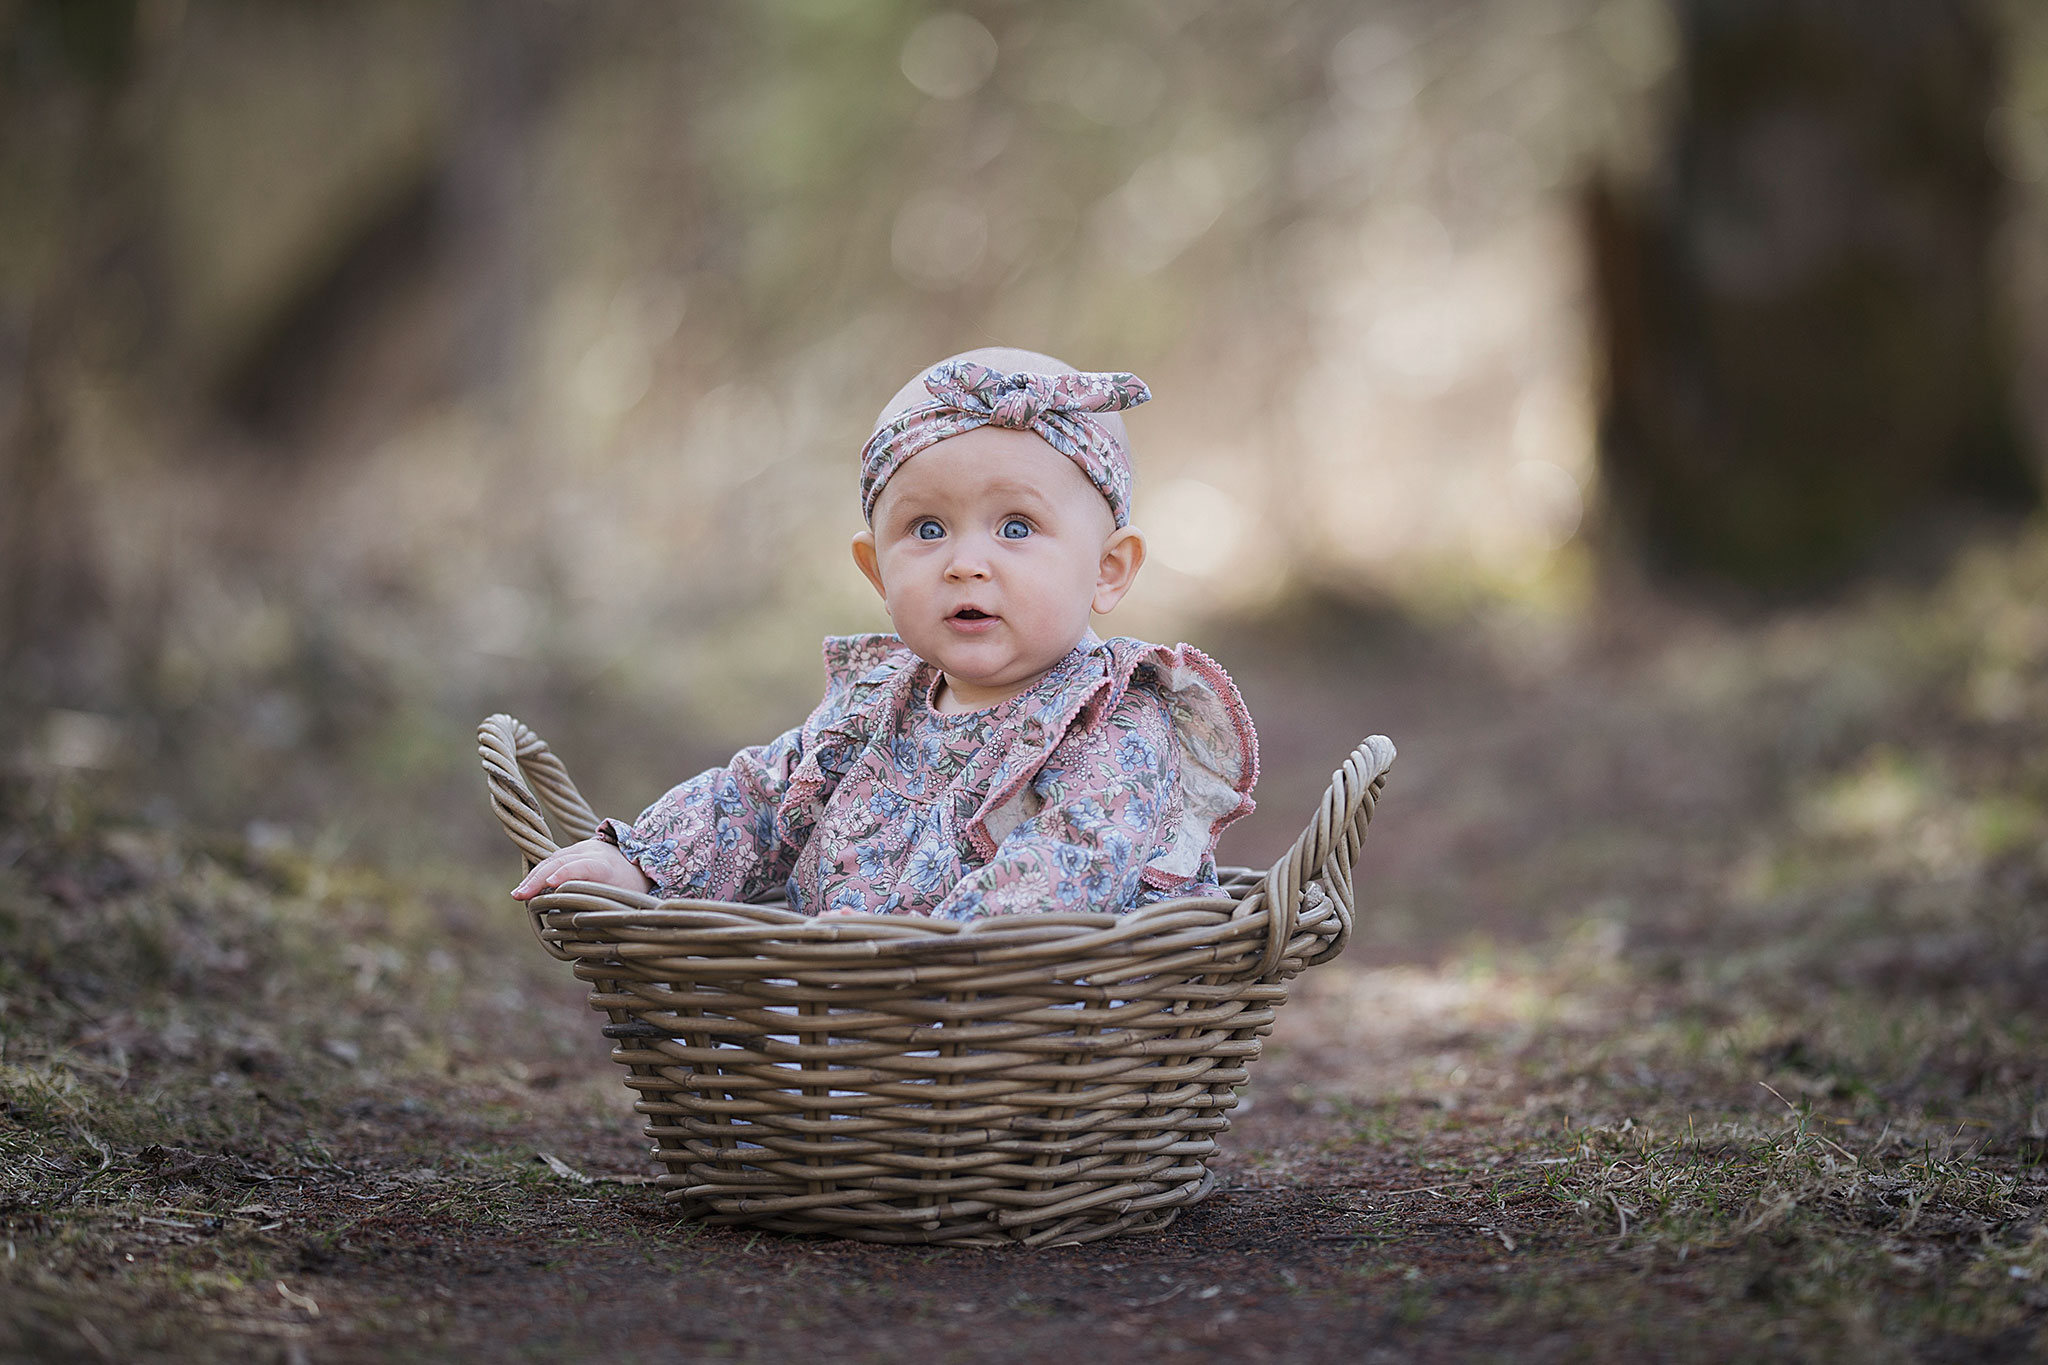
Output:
[
  {"xmin": 598, "ymin": 634, "xmax": 1258, "ymax": 920},
  {"xmin": 859, "ymin": 362, "xmax": 1152, "ymax": 528}
]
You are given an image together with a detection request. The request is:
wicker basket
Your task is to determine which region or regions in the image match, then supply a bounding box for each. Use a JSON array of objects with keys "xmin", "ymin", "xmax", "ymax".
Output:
[{"xmin": 478, "ymin": 713, "xmax": 1394, "ymax": 1247}]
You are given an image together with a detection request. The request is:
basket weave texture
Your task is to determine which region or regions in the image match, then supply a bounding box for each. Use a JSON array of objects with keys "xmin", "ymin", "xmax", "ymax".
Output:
[{"xmin": 479, "ymin": 714, "xmax": 1394, "ymax": 1247}]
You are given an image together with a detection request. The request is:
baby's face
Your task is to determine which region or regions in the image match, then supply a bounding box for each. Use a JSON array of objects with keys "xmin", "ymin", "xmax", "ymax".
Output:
[{"xmin": 855, "ymin": 427, "xmax": 1139, "ymax": 711}]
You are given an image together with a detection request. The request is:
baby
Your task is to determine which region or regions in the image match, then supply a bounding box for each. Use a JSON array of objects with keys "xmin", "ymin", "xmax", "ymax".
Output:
[{"xmin": 512, "ymin": 347, "xmax": 1257, "ymax": 919}]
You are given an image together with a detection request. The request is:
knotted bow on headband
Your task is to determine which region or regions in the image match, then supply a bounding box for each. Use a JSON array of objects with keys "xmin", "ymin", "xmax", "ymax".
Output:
[{"xmin": 860, "ymin": 361, "xmax": 1152, "ymax": 527}]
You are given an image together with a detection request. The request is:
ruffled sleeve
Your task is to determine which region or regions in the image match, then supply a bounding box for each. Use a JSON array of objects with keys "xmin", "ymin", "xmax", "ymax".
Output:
[
  {"xmin": 933, "ymin": 639, "xmax": 1258, "ymax": 920},
  {"xmin": 598, "ymin": 634, "xmax": 914, "ymax": 901},
  {"xmin": 930, "ymin": 674, "xmax": 1191, "ymax": 919},
  {"xmin": 1119, "ymin": 640, "xmax": 1258, "ymax": 888}
]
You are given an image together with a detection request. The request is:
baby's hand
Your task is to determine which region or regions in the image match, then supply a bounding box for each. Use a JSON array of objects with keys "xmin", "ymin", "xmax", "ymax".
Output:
[{"xmin": 511, "ymin": 838, "xmax": 654, "ymax": 900}]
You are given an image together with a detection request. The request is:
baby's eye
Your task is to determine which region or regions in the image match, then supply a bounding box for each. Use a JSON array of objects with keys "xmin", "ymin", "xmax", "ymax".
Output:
[
  {"xmin": 913, "ymin": 519, "xmax": 945, "ymax": 541},
  {"xmin": 998, "ymin": 517, "xmax": 1032, "ymax": 540}
]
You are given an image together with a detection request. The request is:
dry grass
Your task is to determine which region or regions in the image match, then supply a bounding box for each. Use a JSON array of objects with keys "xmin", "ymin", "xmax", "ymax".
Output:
[{"xmin": 0, "ymin": 779, "xmax": 643, "ymax": 1360}]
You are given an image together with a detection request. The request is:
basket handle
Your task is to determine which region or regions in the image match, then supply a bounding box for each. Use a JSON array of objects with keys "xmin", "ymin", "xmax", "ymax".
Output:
[
  {"xmin": 1247, "ymin": 734, "xmax": 1395, "ymax": 980},
  {"xmin": 477, "ymin": 714, "xmax": 601, "ymax": 867}
]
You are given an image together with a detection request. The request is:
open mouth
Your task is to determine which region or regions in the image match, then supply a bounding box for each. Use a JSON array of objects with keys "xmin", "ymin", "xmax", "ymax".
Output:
[{"xmin": 951, "ymin": 608, "xmax": 993, "ymax": 621}]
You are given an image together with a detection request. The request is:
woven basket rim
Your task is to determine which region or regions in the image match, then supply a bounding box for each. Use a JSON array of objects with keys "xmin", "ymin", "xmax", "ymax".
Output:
[
  {"xmin": 522, "ymin": 875, "xmax": 1264, "ymax": 936},
  {"xmin": 479, "ymin": 712, "xmax": 1393, "ymax": 980}
]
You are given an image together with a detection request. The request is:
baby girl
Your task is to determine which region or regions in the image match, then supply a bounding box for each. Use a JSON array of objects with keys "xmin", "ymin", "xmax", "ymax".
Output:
[{"xmin": 511, "ymin": 347, "xmax": 1257, "ymax": 919}]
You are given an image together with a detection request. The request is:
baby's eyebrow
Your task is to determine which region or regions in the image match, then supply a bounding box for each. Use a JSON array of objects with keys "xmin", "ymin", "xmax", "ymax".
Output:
[
  {"xmin": 971, "ymin": 479, "xmax": 1057, "ymax": 508},
  {"xmin": 889, "ymin": 481, "xmax": 1056, "ymax": 522}
]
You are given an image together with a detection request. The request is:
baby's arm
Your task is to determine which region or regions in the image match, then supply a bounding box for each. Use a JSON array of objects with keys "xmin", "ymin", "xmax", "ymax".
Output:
[
  {"xmin": 511, "ymin": 838, "xmax": 653, "ymax": 900},
  {"xmin": 591, "ymin": 725, "xmax": 807, "ymax": 902},
  {"xmin": 930, "ymin": 685, "xmax": 1195, "ymax": 920}
]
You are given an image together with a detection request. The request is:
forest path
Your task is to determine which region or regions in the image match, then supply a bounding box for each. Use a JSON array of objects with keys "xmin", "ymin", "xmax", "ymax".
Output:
[{"xmin": 6, "ymin": 583, "xmax": 2047, "ymax": 1362}]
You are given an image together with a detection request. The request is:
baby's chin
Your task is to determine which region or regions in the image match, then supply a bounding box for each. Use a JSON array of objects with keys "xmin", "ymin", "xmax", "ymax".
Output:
[{"xmin": 950, "ymin": 650, "xmax": 1087, "ymax": 691}]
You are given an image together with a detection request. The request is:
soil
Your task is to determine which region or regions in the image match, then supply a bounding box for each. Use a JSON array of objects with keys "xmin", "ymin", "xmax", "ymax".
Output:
[{"xmin": 7, "ymin": 582, "xmax": 2048, "ymax": 1362}]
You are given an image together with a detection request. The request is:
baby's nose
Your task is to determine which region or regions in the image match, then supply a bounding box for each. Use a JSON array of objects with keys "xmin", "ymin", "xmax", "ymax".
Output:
[{"xmin": 944, "ymin": 543, "xmax": 992, "ymax": 578}]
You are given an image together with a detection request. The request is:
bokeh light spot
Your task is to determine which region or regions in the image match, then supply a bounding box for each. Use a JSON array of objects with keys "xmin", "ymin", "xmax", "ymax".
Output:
[
  {"xmin": 1147, "ymin": 478, "xmax": 1249, "ymax": 579},
  {"xmin": 900, "ymin": 13, "xmax": 998, "ymax": 100},
  {"xmin": 891, "ymin": 191, "xmax": 989, "ymax": 290},
  {"xmin": 1507, "ymin": 458, "xmax": 1584, "ymax": 551}
]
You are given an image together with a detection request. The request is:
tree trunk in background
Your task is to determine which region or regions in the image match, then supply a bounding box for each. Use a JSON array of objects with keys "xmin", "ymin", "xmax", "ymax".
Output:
[
  {"xmin": 218, "ymin": 0, "xmax": 569, "ymax": 446},
  {"xmin": 0, "ymin": 1, "xmax": 144, "ymax": 712},
  {"xmin": 1588, "ymin": 0, "xmax": 2037, "ymax": 592}
]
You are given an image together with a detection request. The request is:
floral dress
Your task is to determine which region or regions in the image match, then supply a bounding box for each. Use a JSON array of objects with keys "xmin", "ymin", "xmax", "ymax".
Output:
[{"xmin": 597, "ymin": 634, "xmax": 1259, "ymax": 920}]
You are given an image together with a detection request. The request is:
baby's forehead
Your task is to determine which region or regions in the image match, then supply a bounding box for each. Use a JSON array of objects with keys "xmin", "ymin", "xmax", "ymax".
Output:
[{"xmin": 874, "ymin": 426, "xmax": 1115, "ymax": 524}]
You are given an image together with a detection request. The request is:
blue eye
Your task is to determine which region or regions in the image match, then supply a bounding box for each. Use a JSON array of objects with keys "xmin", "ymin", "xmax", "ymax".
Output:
[
  {"xmin": 999, "ymin": 517, "xmax": 1031, "ymax": 540},
  {"xmin": 913, "ymin": 519, "xmax": 944, "ymax": 541}
]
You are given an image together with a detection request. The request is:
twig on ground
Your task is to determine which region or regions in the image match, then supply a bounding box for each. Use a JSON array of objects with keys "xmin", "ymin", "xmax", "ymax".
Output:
[
  {"xmin": 1372, "ymin": 1179, "xmax": 1484, "ymax": 1197},
  {"xmin": 533, "ymin": 1151, "xmax": 653, "ymax": 1185}
]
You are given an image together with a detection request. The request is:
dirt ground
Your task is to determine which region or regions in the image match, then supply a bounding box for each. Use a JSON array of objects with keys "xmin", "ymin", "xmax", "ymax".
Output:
[{"xmin": 6, "ymin": 550, "xmax": 2048, "ymax": 1362}]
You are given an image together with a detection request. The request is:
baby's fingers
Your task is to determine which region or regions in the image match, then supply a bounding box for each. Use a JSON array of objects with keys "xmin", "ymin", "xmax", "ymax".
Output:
[
  {"xmin": 512, "ymin": 852, "xmax": 584, "ymax": 899},
  {"xmin": 535, "ymin": 854, "xmax": 626, "ymax": 893},
  {"xmin": 512, "ymin": 840, "xmax": 613, "ymax": 899}
]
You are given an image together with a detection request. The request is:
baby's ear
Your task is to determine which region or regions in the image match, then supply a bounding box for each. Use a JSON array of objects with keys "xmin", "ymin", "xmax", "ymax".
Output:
[
  {"xmin": 851, "ymin": 530, "xmax": 887, "ymax": 599},
  {"xmin": 1092, "ymin": 526, "xmax": 1146, "ymax": 615}
]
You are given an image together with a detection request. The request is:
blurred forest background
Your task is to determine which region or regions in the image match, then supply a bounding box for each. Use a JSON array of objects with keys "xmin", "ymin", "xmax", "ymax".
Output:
[{"xmin": 2, "ymin": 0, "xmax": 2045, "ymax": 868}]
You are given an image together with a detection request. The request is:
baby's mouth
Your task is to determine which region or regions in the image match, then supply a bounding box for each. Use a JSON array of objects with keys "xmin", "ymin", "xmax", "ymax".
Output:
[{"xmin": 951, "ymin": 608, "xmax": 993, "ymax": 621}]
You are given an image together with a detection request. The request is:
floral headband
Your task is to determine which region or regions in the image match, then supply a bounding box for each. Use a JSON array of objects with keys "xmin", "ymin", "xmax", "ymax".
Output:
[{"xmin": 859, "ymin": 361, "xmax": 1152, "ymax": 528}]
